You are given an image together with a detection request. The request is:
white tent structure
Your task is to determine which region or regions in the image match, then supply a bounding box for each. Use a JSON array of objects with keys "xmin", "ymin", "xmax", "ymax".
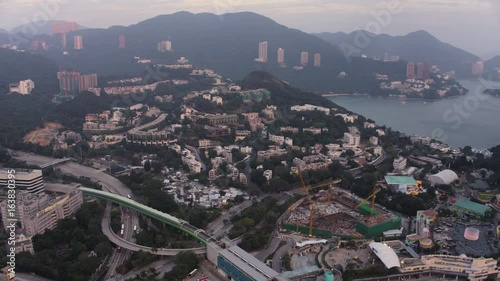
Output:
[
  {"xmin": 428, "ymin": 169, "xmax": 458, "ymax": 185},
  {"xmin": 369, "ymin": 242, "xmax": 401, "ymax": 269}
]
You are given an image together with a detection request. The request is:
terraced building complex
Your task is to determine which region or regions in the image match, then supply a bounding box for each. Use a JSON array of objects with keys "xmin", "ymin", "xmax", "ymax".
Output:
[{"xmin": 0, "ymin": 169, "xmax": 44, "ymax": 194}]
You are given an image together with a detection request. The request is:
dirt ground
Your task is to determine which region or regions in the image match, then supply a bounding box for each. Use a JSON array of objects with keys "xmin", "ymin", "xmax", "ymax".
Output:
[{"xmin": 23, "ymin": 122, "xmax": 63, "ymax": 146}]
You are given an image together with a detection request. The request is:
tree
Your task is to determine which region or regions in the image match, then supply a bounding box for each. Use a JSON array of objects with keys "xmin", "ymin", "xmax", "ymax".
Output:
[
  {"xmin": 251, "ymin": 170, "xmax": 267, "ymax": 186},
  {"xmin": 144, "ymin": 160, "xmax": 151, "ymax": 172},
  {"xmin": 462, "ymin": 146, "xmax": 473, "ymax": 156},
  {"xmin": 345, "ymin": 149, "xmax": 355, "ymax": 157},
  {"xmin": 234, "ymin": 195, "xmax": 245, "ymax": 203}
]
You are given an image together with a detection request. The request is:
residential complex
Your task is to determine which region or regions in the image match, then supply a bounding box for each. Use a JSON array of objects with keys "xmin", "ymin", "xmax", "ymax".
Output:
[
  {"xmin": 74, "ymin": 35, "xmax": 83, "ymax": 49},
  {"xmin": 61, "ymin": 32, "xmax": 67, "ymax": 49},
  {"xmin": 57, "ymin": 71, "xmax": 98, "ymax": 94},
  {"xmin": 255, "ymin": 41, "xmax": 268, "ymax": 62},
  {"xmin": 277, "ymin": 48, "xmax": 285, "ymax": 64},
  {"xmin": 0, "ymin": 188, "xmax": 83, "ymax": 236},
  {"xmin": 301, "ymin": 51, "xmax": 309, "ymax": 65},
  {"xmin": 157, "ymin": 40, "xmax": 173, "ymax": 52},
  {"xmin": 118, "ymin": 35, "xmax": 126, "ymax": 48},
  {"xmin": 393, "ymin": 156, "xmax": 407, "ymax": 171},
  {"xmin": 416, "ymin": 62, "xmax": 431, "ymax": 79},
  {"xmin": 406, "ymin": 61, "xmax": 415, "ymax": 79},
  {"xmin": 207, "ymin": 114, "xmax": 238, "ymax": 125},
  {"xmin": 314, "ymin": 53, "xmax": 321, "ymax": 67},
  {"xmin": 472, "ymin": 60, "xmax": 485, "ymax": 76}
]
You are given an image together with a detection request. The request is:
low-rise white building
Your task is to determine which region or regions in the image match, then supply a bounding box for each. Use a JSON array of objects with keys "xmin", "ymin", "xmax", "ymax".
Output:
[
  {"xmin": 369, "ymin": 136, "xmax": 379, "ymax": 146},
  {"xmin": 269, "ymin": 134, "xmax": 285, "ymax": 145},
  {"xmin": 9, "ymin": 79, "xmax": 35, "ymax": 95},
  {"xmin": 343, "ymin": 132, "xmax": 360, "ymax": 147},
  {"xmin": 393, "ymin": 156, "xmax": 407, "ymax": 171},
  {"xmin": 291, "ymin": 104, "xmax": 330, "ymax": 115}
]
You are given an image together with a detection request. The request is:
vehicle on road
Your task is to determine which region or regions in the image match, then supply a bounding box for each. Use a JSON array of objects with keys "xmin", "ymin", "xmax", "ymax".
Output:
[{"xmin": 188, "ymin": 269, "xmax": 198, "ymax": 276}]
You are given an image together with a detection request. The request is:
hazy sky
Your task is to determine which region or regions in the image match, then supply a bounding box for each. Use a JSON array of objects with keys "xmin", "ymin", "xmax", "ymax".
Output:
[{"xmin": 1, "ymin": 0, "xmax": 499, "ymax": 58}]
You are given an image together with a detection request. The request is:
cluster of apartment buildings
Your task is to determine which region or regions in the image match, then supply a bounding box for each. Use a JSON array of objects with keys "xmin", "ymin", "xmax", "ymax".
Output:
[
  {"xmin": 106, "ymin": 77, "xmax": 142, "ymax": 85},
  {"xmin": 155, "ymin": 95, "xmax": 174, "ymax": 103},
  {"xmin": 292, "ymin": 154, "xmax": 332, "ymax": 174},
  {"xmin": 57, "ymin": 71, "xmax": 98, "ymax": 94},
  {"xmin": 254, "ymin": 41, "xmax": 321, "ymax": 67},
  {"xmin": 0, "ymin": 169, "xmax": 83, "ymax": 256},
  {"xmin": 90, "ymin": 79, "xmax": 188, "ymax": 95},
  {"xmin": 202, "ymin": 93, "xmax": 224, "ymax": 105},
  {"xmin": 406, "ymin": 61, "xmax": 432, "ymax": 80},
  {"xmin": 83, "ymin": 109, "xmax": 128, "ymax": 132},
  {"xmin": 52, "ymin": 131, "xmax": 83, "ymax": 151},
  {"xmin": 163, "ymin": 170, "xmax": 249, "ymax": 208},
  {"xmin": 157, "ymin": 40, "xmax": 173, "ymax": 52}
]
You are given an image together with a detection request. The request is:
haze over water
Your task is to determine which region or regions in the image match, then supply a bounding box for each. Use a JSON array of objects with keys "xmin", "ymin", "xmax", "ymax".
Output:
[{"xmin": 327, "ymin": 79, "xmax": 500, "ymax": 149}]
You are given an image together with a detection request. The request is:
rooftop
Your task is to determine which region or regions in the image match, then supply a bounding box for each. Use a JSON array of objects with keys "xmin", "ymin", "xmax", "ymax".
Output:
[
  {"xmin": 280, "ymin": 265, "xmax": 321, "ymax": 279},
  {"xmin": 453, "ymin": 199, "xmax": 490, "ymax": 215},
  {"xmin": 369, "ymin": 242, "xmax": 401, "ymax": 269},
  {"xmin": 219, "ymin": 246, "xmax": 280, "ymax": 281},
  {"xmin": 385, "ymin": 176, "xmax": 417, "ymax": 185}
]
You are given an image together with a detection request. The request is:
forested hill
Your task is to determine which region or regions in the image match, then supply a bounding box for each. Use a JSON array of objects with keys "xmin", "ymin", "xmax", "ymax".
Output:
[{"xmin": 0, "ymin": 48, "xmax": 58, "ymax": 94}]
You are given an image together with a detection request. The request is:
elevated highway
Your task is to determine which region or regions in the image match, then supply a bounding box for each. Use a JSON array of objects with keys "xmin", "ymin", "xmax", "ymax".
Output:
[
  {"xmin": 101, "ymin": 204, "xmax": 206, "ymax": 256},
  {"xmin": 80, "ymin": 187, "xmax": 214, "ymax": 250}
]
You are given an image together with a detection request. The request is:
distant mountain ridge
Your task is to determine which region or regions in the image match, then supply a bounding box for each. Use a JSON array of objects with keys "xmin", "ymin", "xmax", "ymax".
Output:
[
  {"xmin": 486, "ymin": 55, "xmax": 500, "ymax": 70},
  {"xmin": 6, "ymin": 12, "xmax": 408, "ymax": 92},
  {"xmin": 29, "ymin": 12, "xmax": 365, "ymax": 92},
  {"xmin": 315, "ymin": 30, "xmax": 480, "ymax": 77},
  {"xmin": 9, "ymin": 20, "xmax": 87, "ymax": 36}
]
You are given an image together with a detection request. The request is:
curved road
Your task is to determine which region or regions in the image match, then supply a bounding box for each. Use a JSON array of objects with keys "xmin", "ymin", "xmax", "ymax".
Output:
[
  {"xmin": 11, "ymin": 151, "xmax": 138, "ymax": 279},
  {"xmin": 272, "ymin": 238, "xmax": 295, "ymax": 272},
  {"xmin": 102, "ymin": 203, "xmax": 207, "ymax": 256}
]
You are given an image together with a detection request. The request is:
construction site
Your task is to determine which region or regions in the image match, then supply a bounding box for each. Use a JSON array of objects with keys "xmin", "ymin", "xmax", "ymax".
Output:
[
  {"xmin": 282, "ymin": 178, "xmax": 401, "ymax": 239},
  {"xmin": 23, "ymin": 122, "xmax": 63, "ymax": 147}
]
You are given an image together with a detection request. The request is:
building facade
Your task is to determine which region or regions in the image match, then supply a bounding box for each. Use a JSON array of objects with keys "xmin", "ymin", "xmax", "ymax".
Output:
[
  {"xmin": 314, "ymin": 53, "xmax": 321, "ymax": 67},
  {"xmin": 400, "ymin": 255, "xmax": 500, "ymax": 281},
  {"xmin": 207, "ymin": 114, "xmax": 238, "ymax": 125},
  {"xmin": 0, "ymin": 169, "xmax": 44, "ymax": 194},
  {"xmin": 118, "ymin": 35, "xmax": 126, "ymax": 48},
  {"xmin": 157, "ymin": 40, "xmax": 173, "ymax": 52},
  {"xmin": 74, "ymin": 35, "xmax": 83, "ymax": 49},
  {"xmin": 277, "ymin": 48, "xmax": 285, "ymax": 64},
  {"xmin": 406, "ymin": 61, "xmax": 415, "ymax": 79},
  {"xmin": 301, "ymin": 52, "xmax": 309, "ymax": 65},
  {"xmin": 256, "ymin": 41, "xmax": 268, "ymax": 62},
  {"xmin": 472, "ymin": 60, "xmax": 484, "ymax": 76},
  {"xmin": 0, "ymin": 188, "xmax": 83, "ymax": 236}
]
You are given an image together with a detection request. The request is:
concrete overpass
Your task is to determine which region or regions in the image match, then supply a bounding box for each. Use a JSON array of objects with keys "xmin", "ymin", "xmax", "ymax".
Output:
[
  {"xmin": 39, "ymin": 157, "xmax": 72, "ymax": 169},
  {"xmin": 80, "ymin": 187, "xmax": 215, "ymax": 245},
  {"xmin": 101, "ymin": 203, "xmax": 206, "ymax": 256}
]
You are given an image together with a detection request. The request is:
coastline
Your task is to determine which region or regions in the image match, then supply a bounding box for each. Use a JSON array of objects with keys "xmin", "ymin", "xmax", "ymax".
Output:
[{"xmin": 321, "ymin": 93, "xmax": 464, "ymax": 101}]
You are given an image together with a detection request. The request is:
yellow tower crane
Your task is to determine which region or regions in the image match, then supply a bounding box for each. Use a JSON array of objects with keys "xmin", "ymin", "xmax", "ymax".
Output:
[
  {"xmin": 294, "ymin": 178, "xmax": 342, "ymax": 204},
  {"xmin": 296, "ymin": 168, "xmax": 341, "ymax": 236},
  {"xmin": 356, "ymin": 187, "xmax": 381, "ymax": 217}
]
